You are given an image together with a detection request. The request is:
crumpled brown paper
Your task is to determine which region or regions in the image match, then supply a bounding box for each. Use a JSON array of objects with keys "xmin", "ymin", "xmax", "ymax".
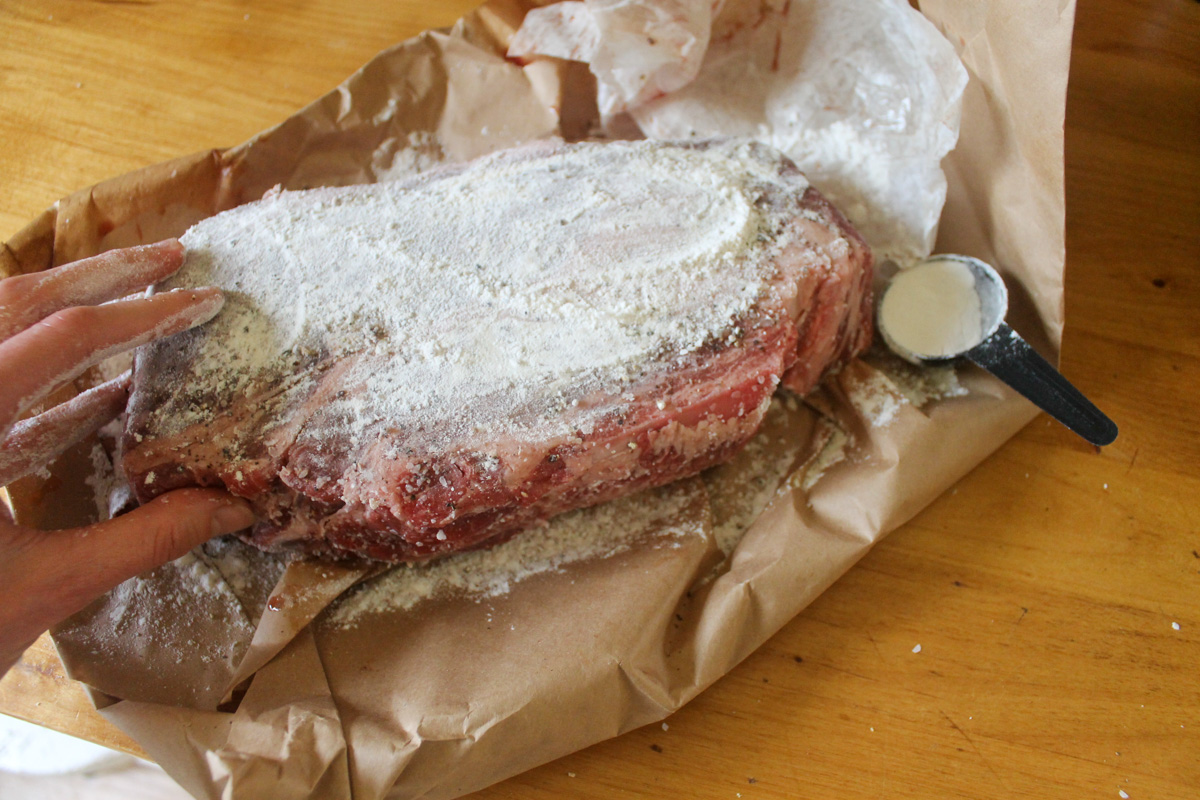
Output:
[{"xmin": 1, "ymin": 0, "xmax": 1076, "ymax": 798}]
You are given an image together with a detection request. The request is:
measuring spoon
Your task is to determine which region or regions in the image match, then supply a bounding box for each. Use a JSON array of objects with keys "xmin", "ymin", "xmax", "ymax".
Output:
[{"xmin": 877, "ymin": 254, "xmax": 1118, "ymax": 447}]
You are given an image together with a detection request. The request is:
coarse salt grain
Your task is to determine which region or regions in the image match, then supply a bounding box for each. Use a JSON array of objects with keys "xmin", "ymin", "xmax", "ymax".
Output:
[
  {"xmin": 1119, "ymin": 790, "xmax": 1129, "ymax": 799},
  {"xmin": 1172, "ymin": 622, "xmax": 1181, "ymax": 631},
  {"xmin": 912, "ymin": 644, "xmax": 922, "ymax": 653}
]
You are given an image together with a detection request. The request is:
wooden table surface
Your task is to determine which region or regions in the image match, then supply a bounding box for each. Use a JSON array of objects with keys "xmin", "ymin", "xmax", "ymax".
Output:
[{"xmin": 1, "ymin": 1, "xmax": 1197, "ymax": 797}]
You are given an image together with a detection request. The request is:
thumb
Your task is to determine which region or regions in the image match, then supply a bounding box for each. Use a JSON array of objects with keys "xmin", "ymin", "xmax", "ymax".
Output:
[
  {"xmin": 1, "ymin": 489, "xmax": 256, "ymax": 672},
  {"xmin": 66, "ymin": 489, "xmax": 257, "ymax": 596}
]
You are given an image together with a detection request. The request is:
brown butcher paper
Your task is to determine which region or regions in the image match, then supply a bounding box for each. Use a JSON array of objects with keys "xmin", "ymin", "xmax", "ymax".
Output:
[{"xmin": 0, "ymin": 0, "xmax": 1077, "ymax": 798}]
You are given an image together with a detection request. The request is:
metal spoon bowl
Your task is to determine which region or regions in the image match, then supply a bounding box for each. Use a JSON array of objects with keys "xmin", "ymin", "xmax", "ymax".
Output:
[{"xmin": 878, "ymin": 255, "xmax": 1118, "ymax": 447}]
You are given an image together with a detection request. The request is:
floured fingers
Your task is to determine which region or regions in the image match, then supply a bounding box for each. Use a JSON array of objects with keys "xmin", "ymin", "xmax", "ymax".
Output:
[
  {"xmin": 0, "ymin": 372, "xmax": 131, "ymax": 487},
  {"xmin": 0, "ymin": 288, "xmax": 223, "ymax": 439},
  {"xmin": 0, "ymin": 240, "xmax": 185, "ymax": 341}
]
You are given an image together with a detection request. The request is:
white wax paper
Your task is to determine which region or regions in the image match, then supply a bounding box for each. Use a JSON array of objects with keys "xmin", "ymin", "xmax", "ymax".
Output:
[{"xmin": 511, "ymin": 0, "xmax": 969, "ymax": 265}]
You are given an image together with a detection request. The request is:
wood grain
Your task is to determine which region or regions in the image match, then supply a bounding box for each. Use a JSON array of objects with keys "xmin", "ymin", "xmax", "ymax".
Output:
[{"xmin": 2, "ymin": 0, "xmax": 1197, "ymax": 797}]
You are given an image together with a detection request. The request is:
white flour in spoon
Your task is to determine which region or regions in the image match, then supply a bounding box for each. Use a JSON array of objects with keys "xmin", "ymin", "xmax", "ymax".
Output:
[{"xmin": 879, "ymin": 259, "xmax": 983, "ymax": 359}]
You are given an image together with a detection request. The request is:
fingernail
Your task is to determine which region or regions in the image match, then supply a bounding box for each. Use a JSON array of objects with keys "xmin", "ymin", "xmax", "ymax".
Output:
[
  {"xmin": 140, "ymin": 239, "xmax": 185, "ymax": 271},
  {"xmin": 185, "ymin": 287, "xmax": 225, "ymax": 327},
  {"xmin": 211, "ymin": 501, "xmax": 256, "ymax": 536}
]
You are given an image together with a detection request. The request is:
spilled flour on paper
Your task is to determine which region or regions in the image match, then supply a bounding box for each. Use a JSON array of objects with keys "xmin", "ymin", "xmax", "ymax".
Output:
[
  {"xmin": 704, "ymin": 394, "xmax": 814, "ymax": 554},
  {"xmin": 326, "ymin": 478, "xmax": 707, "ymax": 627},
  {"xmin": 847, "ymin": 347, "xmax": 968, "ymax": 427},
  {"xmin": 798, "ymin": 422, "xmax": 849, "ymax": 492}
]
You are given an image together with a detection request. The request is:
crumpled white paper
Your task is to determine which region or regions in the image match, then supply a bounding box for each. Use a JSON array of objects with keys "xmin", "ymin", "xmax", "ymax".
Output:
[
  {"xmin": 509, "ymin": 0, "xmax": 727, "ymax": 117},
  {"xmin": 511, "ymin": 0, "xmax": 969, "ymax": 266}
]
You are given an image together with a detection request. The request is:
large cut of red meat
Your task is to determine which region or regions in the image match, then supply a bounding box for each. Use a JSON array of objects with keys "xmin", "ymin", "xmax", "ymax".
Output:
[{"xmin": 121, "ymin": 139, "xmax": 873, "ymax": 562}]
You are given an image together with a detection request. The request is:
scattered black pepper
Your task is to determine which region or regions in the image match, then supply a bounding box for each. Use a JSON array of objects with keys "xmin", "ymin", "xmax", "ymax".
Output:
[{"xmin": 650, "ymin": 744, "xmax": 663, "ymax": 753}]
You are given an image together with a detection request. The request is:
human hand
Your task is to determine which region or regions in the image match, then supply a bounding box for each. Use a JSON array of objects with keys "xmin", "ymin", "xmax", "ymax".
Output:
[{"xmin": 0, "ymin": 241, "xmax": 255, "ymax": 674}]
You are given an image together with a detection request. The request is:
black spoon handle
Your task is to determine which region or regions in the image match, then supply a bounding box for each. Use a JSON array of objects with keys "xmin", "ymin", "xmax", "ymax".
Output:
[{"xmin": 966, "ymin": 323, "xmax": 1118, "ymax": 446}]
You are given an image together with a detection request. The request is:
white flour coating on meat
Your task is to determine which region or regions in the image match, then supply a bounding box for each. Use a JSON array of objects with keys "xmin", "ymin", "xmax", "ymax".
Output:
[
  {"xmin": 123, "ymin": 139, "xmax": 874, "ymax": 562},
  {"xmin": 141, "ymin": 140, "xmax": 794, "ymax": 447}
]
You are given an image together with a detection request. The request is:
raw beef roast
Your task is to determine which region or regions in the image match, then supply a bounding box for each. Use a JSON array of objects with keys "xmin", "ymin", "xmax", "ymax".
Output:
[{"xmin": 122, "ymin": 139, "xmax": 873, "ymax": 562}]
